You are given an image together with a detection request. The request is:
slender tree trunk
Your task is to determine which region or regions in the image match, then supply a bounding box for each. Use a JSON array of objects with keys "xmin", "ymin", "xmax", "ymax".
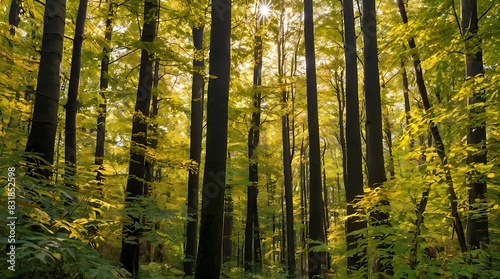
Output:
[
  {"xmin": 119, "ymin": 1, "xmax": 158, "ymax": 275},
  {"xmin": 383, "ymin": 115, "xmax": 395, "ymax": 178},
  {"xmin": 25, "ymin": 0, "xmax": 67, "ymax": 180},
  {"xmin": 95, "ymin": 2, "xmax": 116, "ymax": 183},
  {"xmin": 245, "ymin": 12, "xmax": 263, "ymax": 272},
  {"xmin": 321, "ymin": 140, "xmax": 331, "ymax": 270},
  {"xmin": 194, "ymin": 0, "xmax": 231, "ymax": 276},
  {"xmin": 334, "ymin": 74, "xmax": 348, "ymax": 192},
  {"xmin": 278, "ymin": 29, "xmax": 297, "ymax": 274},
  {"xmin": 64, "ymin": 0, "xmax": 88, "ymax": 186},
  {"xmin": 184, "ymin": 25, "xmax": 205, "ymax": 276},
  {"xmin": 461, "ymin": 0, "xmax": 489, "ymax": 251},
  {"xmin": 362, "ymin": 0, "xmax": 392, "ymax": 275},
  {"xmin": 143, "ymin": 59, "xmax": 160, "ymax": 263},
  {"xmin": 402, "ymin": 60, "xmax": 411, "ymax": 127},
  {"xmin": 362, "ymin": 0, "xmax": 386, "ymax": 191},
  {"xmin": 9, "ymin": 0, "xmax": 21, "ymax": 36},
  {"xmin": 343, "ymin": 0, "xmax": 366, "ymax": 273},
  {"xmin": 304, "ymin": 0, "xmax": 326, "ymax": 277},
  {"xmin": 223, "ymin": 188, "xmax": 234, "ymax": 263},
  {"xmin": 396, "ymin": 0, "xmax": 467, "ymax": 253},
  {"xmin": 282, "ymin": 108, "xmax": 296, "ymax": 277},
  {"xmin": 300, "ymin": 138, "xmax": 308, "ymax": 276}
]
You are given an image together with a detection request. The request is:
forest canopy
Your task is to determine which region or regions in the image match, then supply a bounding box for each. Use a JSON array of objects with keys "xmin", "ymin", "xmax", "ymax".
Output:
[{"xmin": 1, "ymin": 0, "xmax": 500, "ymax": 278}]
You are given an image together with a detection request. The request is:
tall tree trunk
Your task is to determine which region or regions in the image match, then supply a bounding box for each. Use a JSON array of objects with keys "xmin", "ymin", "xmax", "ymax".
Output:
[
  {"xmin": 245, "ymin": 11, "xmax": 263, "ymax": 272},
  {"xmin": 334, "ymin": 72, "xmax": 348, "ymax": 194},
  {"xmin": 383, "ymin": 115, "xmax": 395, "ymax": 178},
  {"xmin": 25, "ymin": 0, "xmax": 67, "ymax": 180},
  {"xmin": 299, "ymin": 138, "xmax": 308, "ymax": 276},
  {"xmin": 461, "ymin": 0, "xmax": 489, "ymax": 251},
  {"xmin": 184, "ymin": 25, "xmax": 205, "ymax": 276},
  {"xmin": 194, "ymin": 0, "xmax": 231, "ymax": 276},
  {"xmin": 9, "ymin": 0, "xmax": 21, "ymax": 36},
  {"xmin": 119, "ymin": 0, "xmax": 158, "ymax": 275},
  {"xmin": 303, "ymin": 0, "xmax": 326, "ymax": 277},
  {"xmin": 64, "ymin": 0, "xmax": 89, "ymax": 186},
  {"xmin": 343, "ymin": 0, "xmax": 366, "ymax": 273},
  {"xmin": 143, "ymin": 59, "xmax": 160, "ymax": 263},
  {"xmin": 277, "ymin": 2, "xmax": 298, "ymax": 272},
  {"xmin": 223, "ymin": 188, "xmax": 234, "ymax": 263},
  {"xmin": 362, "ymin": 0, "xmax": 392, "ymax": 275},
  {"xmin": 95, "ymin": 2, "xmax": 116, "ymax": 183},
  {"xmin": 396, "ymin": 0, "xmax": 467, "ymax": 253}
]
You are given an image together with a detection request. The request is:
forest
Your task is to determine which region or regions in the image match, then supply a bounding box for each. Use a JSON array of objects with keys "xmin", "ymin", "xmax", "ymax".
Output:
[{"xmin": 1, "ymin": 0, "xmax": 500, "ymax": 278}]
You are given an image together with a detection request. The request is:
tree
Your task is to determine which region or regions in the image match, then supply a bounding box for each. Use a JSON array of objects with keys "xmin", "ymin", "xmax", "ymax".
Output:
[
  {"xmin": 95, "ymin": 1, "xmax": 117, "ymax": 183},
  {"xmin": 278, "ymin": 0, "xmax": 297, "ymax": 276},
  {"xmin": 462, "ymin": 0, "xmax": 489, "ymax": 251},
  {"xmin": 244, "ymin": 3, "xmax": 263, "ymax": 272},
  {"xmin": 184, "ymin": 24, "xmax": 205, "ymax": 276},
  {"xmin": 25, "ymin": 0, "xmax": 67, "ymax": 180},
  {"xmin": 8, "ymin": 0, "xmax": 21, "ymax": 36},
  {"xmin": 119, "ymin": 0, "xmax": 159, "ymax": 275},
  {"xmin": 194, "ymin": 0, "xmax": 231, "ymax": 276},
  {"xmin": 64, "ymin": 0, "xmax": 89, "ymax": 185},
  {"xmin": 396, "ymin": 0, "xmax": 467, "ymax": 254},
  {"xmin": 362, "ymin": 0, "xmax": 392, "ymax": 275},
  {"xmin": 303, "ymin": 0, "xmax": 326, "ymax": 277},
  {"xmin": 342, "ymin": 0, "xmax": 366, "ymax": 273}
]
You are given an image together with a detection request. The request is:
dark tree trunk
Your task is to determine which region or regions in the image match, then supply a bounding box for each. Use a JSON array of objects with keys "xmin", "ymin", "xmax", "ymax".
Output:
[
  {"xmin": 282, "ymin": 108, "xmax": 296, "ymax": 277},
  {"xmin": 9, "ymin": 0, "xmax": 21, "ymax": 36},
  {"xmin": 402, "ymin": 60, "xmax": 411, "ymax": 127},
  {"xmin": 25, "ymin": 0, "xmax": 67, "ymax": 180},
  {"xmin": 277, "ymin": 1, "xmax": 297, "ymax": 272},
  {"xmin": 334, "ymin": 72, "xmax": 348, "ymax": 195},
  {"xmin": 362, "ymin": 0, "xmax": 386, "ymax": 190},
  {"xmin": 462, "ymin": 0, "xmax": 489, "ymax": 251},
  {"xmin": 245, "ymin": 14, "xmax": 263, "ymax": 272},
  {"xmin": 143, "ymin": 59, "xmax": 160, "ymax": 263},
  {"xmin": 223, "ymin": 189, "xmax": 234, "ymax": 263},
  {"xmin": 299, "ymin": 138, "xmax": 308, "ymax": 276},
  {"xmin": 64, "ymin": 0, "xmax": 88, "ymax": 186},
  {"xmin": 184, "ymin": 25, "xmax": 205, "ymax": 276},
  {"xmin": 343, "ymin": 0, "xmax": 366, "ymax": 273},
  {"xmin": 304, "ymin": 0, "xmax": 326, "ymax": 277},
  {"xmin": 362, "ymin": 0, "xmax": 392, "ymax": 275},
  {"xmin": 383, "ymin": 116, "xmax": 395, "ymax": 178},
  {"xmin": 119, "ymin": 1, "xmax": 158, "ymax": 275},
  {"xmin": 95, "ymin": 2, "xmax": 116, "ymax": 183},
  {"xmin": 397, "ymin": 0, "xmax": 467, "ymax": 253},
  {"xmin": 194, "ymin": 0, "xmax": 231, "ymax": 276}
]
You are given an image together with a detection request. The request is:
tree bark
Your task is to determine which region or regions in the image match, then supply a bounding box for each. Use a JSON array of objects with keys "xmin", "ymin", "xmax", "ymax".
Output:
[
  {"xmin": 277, "ymin": 2, "xmax": 297, "ymax": 272},
  {"xmin": 119, "ymin": 0, "xmax": 158, "ymax": 275},
  {"xmin": 184, "ymin": 25, "xmax": 205, "ymax": 276},
  {"xmin": 461, "ymin": 0, "xmax": 489, "ymax": 252},
  {"xmin": 25, "ymin": 0, "xmax": 67, "ymax": 180},
  {"xmin": 223, "ymin": 189, "xmax": 234, "ymax": 263},
  {"xmin": 64, "ymin": 0, "xmax": 89, "ymax": 186},
  {"xmin": 343, "ymin": 0, "xmax": 366, "ymax": 273},
  {"xmin": 95, "ymin": 2, "xmax": 116, "ymax": 183},
  {"xmin": 303, "ymin": 0, "xmax": 326, "ymax": 277},
  {"xmin": 245, "ymin": 13, "xmax": 263, "ymax": 272},
  {"xmin": 362, "ymin": 0, "xmax": 392, "ymax": 275},
  {"xmin": 194, "ymin": 0, "xmax": 231, "ymax": 276},
  {"xmin": 9, "ymin": 0, "xmax": 21, "ymax": 36}
]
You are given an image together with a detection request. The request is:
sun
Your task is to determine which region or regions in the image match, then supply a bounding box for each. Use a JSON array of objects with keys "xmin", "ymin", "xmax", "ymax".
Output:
[{"xmin": 258, "ymin": 0, "xmax": 272, "ymax": 21}]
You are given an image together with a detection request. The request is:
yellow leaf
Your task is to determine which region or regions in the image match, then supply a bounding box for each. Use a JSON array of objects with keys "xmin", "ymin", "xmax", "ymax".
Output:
[{"xmin": 487, "ymin": 173, "xmax": 495, "ymax": 178}]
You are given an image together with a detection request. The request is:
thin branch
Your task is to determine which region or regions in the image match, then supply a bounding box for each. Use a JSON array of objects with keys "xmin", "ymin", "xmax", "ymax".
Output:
[
  {"xmin": 478, "ymin": 3, "xmax": 494, "ymax": 21},
  {"xmin": 450, "ymin": 0, "xmax": 463, "ymax": 37}
]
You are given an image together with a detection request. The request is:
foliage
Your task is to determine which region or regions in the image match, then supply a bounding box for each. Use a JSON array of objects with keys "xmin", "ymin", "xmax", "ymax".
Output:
[{"xmin": 0, "ymin": 0, "xmax": 499, "ymax": 278}]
